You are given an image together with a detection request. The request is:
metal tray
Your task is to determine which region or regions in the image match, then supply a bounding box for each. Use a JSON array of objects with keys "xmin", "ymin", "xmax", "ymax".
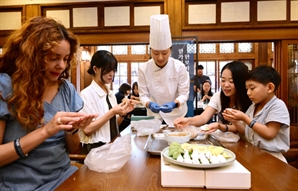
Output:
[
  {"xmin": 144, "ymin": 133, "xmax": 168, "ymax": 155},
  {"xmin": 144, "ymin": 131, "xmax": 223, "ymax": 155}
]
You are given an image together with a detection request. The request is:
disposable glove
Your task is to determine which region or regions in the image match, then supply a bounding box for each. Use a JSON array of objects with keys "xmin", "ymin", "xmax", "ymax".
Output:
[
  {"xmin": 148, "ymin": 102, "xmax": 160, "ymax": 113},
  {"xmin": 160, "ymin": 101, "xmax": 176, "ymax": 113}
]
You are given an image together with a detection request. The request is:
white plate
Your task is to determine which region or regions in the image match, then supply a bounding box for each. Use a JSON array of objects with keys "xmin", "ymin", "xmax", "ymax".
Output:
[{"xmin": 161, "ymin": 144, "xmax": 236, "ymax": 169}]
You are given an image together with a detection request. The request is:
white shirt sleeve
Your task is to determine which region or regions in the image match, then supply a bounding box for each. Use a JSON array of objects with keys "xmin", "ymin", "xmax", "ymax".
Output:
[{"xmin": 208, "ymin": 91, "xmax": 221, "ymax": 113}]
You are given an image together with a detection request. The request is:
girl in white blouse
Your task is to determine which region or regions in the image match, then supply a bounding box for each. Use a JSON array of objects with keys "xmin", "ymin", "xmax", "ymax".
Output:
[{"xmin": 79, "ymin": 50, "xmax": 134, "ymax": 154}]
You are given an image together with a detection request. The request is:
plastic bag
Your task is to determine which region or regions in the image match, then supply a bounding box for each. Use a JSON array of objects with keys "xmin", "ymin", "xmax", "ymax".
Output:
[
  {"xmin": 181, "ymin": 125, "xmax": 199, "ymax": 139},
  {"xmin": 84, "ymin": 134, "xmax": 132, "ymax": 173},
  {"xmin": 211, "ymin": 130, "xmax": 240, "ymax": 142},
  {"xmin": 133, "ymin": 118, "xmax": 162, "ymax": 136}
]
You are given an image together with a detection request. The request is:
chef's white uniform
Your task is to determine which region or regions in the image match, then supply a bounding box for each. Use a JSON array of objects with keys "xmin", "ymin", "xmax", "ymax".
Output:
[{"xmin": 138, "ymin": 57, "xmax": 190, "ymax": 126}]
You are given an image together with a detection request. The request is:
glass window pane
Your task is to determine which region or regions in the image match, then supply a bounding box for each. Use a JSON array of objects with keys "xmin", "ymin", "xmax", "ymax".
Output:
[
  {"xmin": 187, "ymin": 44, "xmax": 197, "ymax": 54},
  {"xmin": 219, "ymin": 60, "xmax": 233, "ymax": 74},
  {"xmin": 114, "ymin": 62, "xmax": 127, "ymax": 92},
  {"xmin": 238, "ymin": 43, "xmax": 252, "ymax": 53},
  {"xmin": 97, "ymin": 46, "xmax": 111, "ymax": 52},
  {"xmin": 113, "ymin": 76, "xmax": 127, "ymax": 94},
  {"xmin": 131, "ymin": 62, "xmax": 139, "ymax": 76},
  {"xmin": 131, "ymin": 45, "xmax": 146, "ymax": 54},
  {"xmin": 198, "ymin": 61, "xmax": 215, "ymax": 91},
  {"xmin": 288, "ymin": 44, "xmax": 298, "ymax": 125},
  {"xmin": 113, "ymin": 45, "xmax": 128, "ymax": 55},
  {"xmin": 199, "ymin": 43, "xmax": 216, "ymax": 53},
  {"xmin": 131, "ymin": 62, "xmax": 146, "ymax": 84},
  {"xmin": 117, "ymin": 62, "xmax": 127, "ymax": 75},
  {"xmin": 242, "ymin": 61, "xmax": 252, "ymax": 71},
  {"xmin": 220, "ymin": 43, "xmax": 234, "ymax": 53}
]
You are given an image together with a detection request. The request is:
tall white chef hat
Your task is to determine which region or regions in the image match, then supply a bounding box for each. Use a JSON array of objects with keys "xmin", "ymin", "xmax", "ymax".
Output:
[{"xmin": 149, "ymin": 14, "xmax": 172, "ymax": 50}]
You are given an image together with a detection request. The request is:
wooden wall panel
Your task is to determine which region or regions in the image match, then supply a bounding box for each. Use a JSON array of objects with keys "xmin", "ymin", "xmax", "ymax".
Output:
[
  {"xmin": 75, "ymin": 32, "xmax": 149, "ymax": 45},
  {"xmin": 182, "ymin": 28, "xmax": 298, "ymax": 42},
  {"xmin": 257, "ymin": 42, "xmax": 269, "ymax": 65},
  {"xmin": 24, "ymin": 4, "xmax": 40, "ymax": 20}
]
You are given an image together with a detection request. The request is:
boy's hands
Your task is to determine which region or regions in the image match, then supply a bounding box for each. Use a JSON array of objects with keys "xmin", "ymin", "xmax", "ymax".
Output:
[{"xmin": 222, "ymin": 108, "xmax": 245, "ymax": 123}]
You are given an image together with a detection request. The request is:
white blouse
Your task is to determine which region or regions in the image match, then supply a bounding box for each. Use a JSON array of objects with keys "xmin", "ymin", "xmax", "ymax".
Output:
[{"xmin": 79, "ymin": 80, "xmax": 118, "ymax": 144}]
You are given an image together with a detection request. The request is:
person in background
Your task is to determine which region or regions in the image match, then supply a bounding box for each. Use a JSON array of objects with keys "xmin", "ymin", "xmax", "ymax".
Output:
[
  {"xmin": 130, "ymin": 82, "xmax": 141, "ymax": 104},
  {"xmin": 192, "ymin": 64, "xmax": 211, "ymax": 97},
  {"xmin": 0, "ymin": 16, "xmax": 96, "ymax": 191},
  {"xmin": 218, "ymin": 65, "xmax": 289, "ymax": 162},
  {"xmin": 79, "ymin": 50, "xmax": 134, "ymax": 154},
  {"xmin": 115, "ymin": 82, "xmax": 132, "ymax": 104},
  {"xmin": 138, "ymin": 14, "xmax": 189, "ymax": 126},
  {"xmin": 174, "ymin": 61, "xmax": 251, "ymax": 131},
  {"xmin": 115, "ymin": 82, "xmax": 133, "ymax": 132},
  {"xmin": 198, "ymin": 80, "xmax": 213, "ymax": 104}
]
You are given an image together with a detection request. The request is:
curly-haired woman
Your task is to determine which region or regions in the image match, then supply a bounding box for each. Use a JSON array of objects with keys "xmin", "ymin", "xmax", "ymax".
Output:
[{"xmin": 0, "ymin": 17, "xmax": 97, "ymax": 190}]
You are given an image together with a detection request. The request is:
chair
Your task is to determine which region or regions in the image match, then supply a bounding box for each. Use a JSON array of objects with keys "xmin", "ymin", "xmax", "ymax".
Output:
[
  {"xmin": 283, "ymin": 125, "xmax": 298, "ymax": 169},
  {"xmin": 69, "ymin": 154, "xmax": 86, "ymax": 168},
  {"xmin": 69, "ymin": 145, "xmax": 86, "ymax": 168}
]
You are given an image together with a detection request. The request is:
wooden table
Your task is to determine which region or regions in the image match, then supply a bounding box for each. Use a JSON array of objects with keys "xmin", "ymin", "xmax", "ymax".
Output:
[{"xmin": 56, "ymin": 128, "xmax": 298, "ymax": 191}]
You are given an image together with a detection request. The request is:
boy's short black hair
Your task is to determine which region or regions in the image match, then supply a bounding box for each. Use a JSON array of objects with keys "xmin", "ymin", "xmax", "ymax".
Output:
[
  {"xmin": 248, "ymin": 65, "xmax": 281, "ymax": 91},
  {"xmin": 197, "ymin": 65, "xmax": 204, "ymax": 70}
]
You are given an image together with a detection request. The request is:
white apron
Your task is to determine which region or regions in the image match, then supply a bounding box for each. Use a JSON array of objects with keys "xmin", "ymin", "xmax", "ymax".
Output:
[{"xmin": 138, "ymin": 57, "xmax": 190, "ymax": 126}]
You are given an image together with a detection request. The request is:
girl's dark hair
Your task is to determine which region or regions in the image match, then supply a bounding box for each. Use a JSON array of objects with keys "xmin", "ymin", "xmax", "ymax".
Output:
[
  {"xmin": 118, "ymin": 83, "xmax": 131, "ymax": 94},
  {"xmin": 87, "ymin": 50, "xmax": 118, "ymax": 82},
  {"xmin": 200, "ymin": 80, "xmax": 213, "ymax": 97},
  {"xmin": 220, "ymin": 61, "xmax": 251, "ymax": 124},
  {"xmin": 132, "ymin": 82, "xmax": 139, "ymax": 96}
]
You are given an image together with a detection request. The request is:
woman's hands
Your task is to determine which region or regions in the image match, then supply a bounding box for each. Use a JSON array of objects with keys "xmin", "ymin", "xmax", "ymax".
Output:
[
  {"xmin": 43, "ymin": 112, "xmax": 98, "ymax": 137},
  {"xmin": 112, "ymin": 99, "xmax": 135, "ymax": 116},
  {"xmin": 200, "ymin": 123, "xmax": 220, "ymax": 134},
  {"xmin": 174, "ymin": 117, "xmax": 190, "ymax": 130}
]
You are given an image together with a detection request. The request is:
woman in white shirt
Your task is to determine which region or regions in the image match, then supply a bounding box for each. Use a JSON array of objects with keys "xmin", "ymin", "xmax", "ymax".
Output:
[
  {"xmin": 79, "ymin": 50, "xmax": 134, "ymax": 154},
  {"xmin": 174, "ymin": 61, "xmax": 251, "ymax": 132}
]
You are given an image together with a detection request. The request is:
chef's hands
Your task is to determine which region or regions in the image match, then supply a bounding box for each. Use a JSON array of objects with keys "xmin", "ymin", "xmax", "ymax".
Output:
[
  {"xmin": 160, "ymin": 101, "xmax": 176, "ymax": 113},
  {"xmin": 148, "ymin": 102, "xmax": 160, "ymax": 113},
  {"xmin": 148, "ymin": 101, "xmax": 178, "ymax": 113}
]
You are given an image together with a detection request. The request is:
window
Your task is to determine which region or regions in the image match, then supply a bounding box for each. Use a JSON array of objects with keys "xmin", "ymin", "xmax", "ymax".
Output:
[
  {"xmin": 220, "ymin": 43, "xmax": 234, "ymax": 53},
  {"xmin": 238, "ymin": 43, "xmax": 252, "ymax": 53},
  {"xmin": 114, "ymin": 62, "xmax": 128, "ymax": 92},
  {"xmin": 113, "ymin": 45, "xmax": 128, "ymax": 55},
  {"xmin": 97, "ymin": 45, "xmax": 111, "ymax": 52}
]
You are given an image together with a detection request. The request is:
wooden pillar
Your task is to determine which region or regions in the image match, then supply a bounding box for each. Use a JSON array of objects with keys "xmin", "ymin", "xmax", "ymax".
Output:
[
  {"xmin": 166, "ymin": 0, "xmax": 182, "ymax": 37},
  {"xmin": 257, "ymin": 42, "xmax": 269, "ymax": 66},
  {"xmin": 24, "ymin": 4, "xmax": 41, "ymax": 21}
]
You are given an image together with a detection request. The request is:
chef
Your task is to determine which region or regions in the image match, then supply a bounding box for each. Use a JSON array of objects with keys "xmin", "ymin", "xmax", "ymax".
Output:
[{"xmin": 138, "ymin": 14, "xmax": 190, "ymax": 126}]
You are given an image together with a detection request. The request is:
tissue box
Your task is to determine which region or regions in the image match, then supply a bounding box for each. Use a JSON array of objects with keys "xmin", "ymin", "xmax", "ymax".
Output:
[
  {"xmin": 205, "ymin": 160, "xmax": 251, "ymax": 189},
  {"xmin": 161, "ymin": 155, "xmax": 251, "ymax": 189},
  {"xmin": 161, "ymin": 155, "xmax": 205, "ymax": 187},
  {"xmin": 130, "ymin": 116, "xmax": 155, "ymax": 127}
]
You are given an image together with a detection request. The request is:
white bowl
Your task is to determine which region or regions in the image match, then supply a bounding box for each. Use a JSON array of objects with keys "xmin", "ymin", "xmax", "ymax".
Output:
[{"xmin": 164, "ymin": 131, "xmax": 191, "ymax": 144}]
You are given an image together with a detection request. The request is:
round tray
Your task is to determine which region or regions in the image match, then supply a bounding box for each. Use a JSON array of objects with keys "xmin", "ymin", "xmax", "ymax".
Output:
[{"xmin": 161, "ymin": 144, "xmax": 236, "ymax": 169}]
